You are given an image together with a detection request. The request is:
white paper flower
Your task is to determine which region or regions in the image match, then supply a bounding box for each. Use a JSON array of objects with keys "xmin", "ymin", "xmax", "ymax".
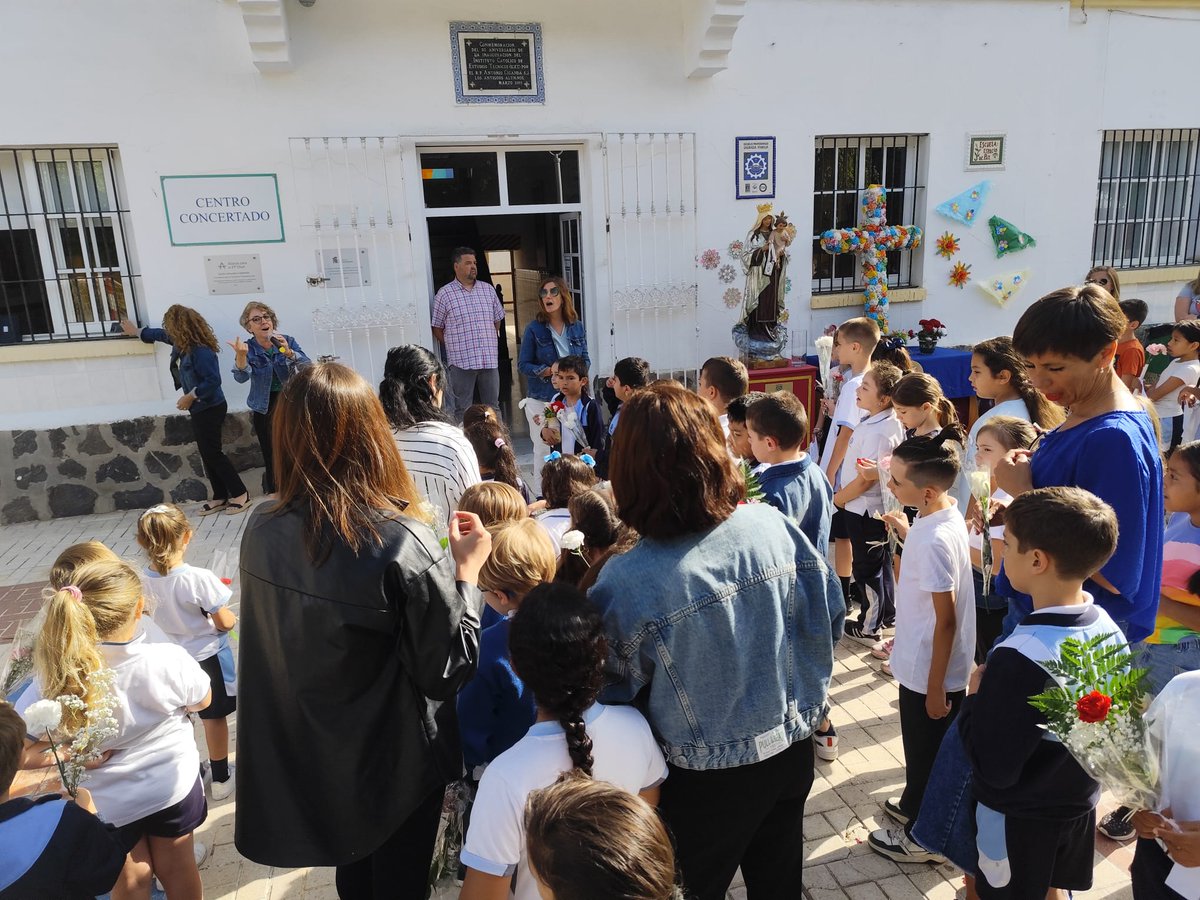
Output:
[
  {"xmin": 560, "ymin": 530, "xmax": 585, "ymax": 551},
  {"xmin": 968, "ymin": 468, "xmax": 991, "ymax": 501},
  {"xmin": 23, "ymin": 699, "xmax": 63, "ymax": 734}
]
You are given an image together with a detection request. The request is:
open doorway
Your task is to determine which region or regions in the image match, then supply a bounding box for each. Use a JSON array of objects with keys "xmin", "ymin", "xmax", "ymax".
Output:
[{"xmin": 426, "ymin": 212, "xmax": 583, "ymax": 432}]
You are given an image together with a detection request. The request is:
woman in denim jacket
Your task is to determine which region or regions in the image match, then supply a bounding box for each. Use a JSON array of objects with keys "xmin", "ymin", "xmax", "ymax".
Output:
[
  {"xmin": 122, "ymin": 305, "xmax": 249, "ymax": 515},
  {"xmin": 517, "ymin": 276, "xmax": 589, "ymax": 463},
  {"xmin": 589, "ymin": 382, "xmax": 844, "ymax": 900},
  {"xmin": 229, "ymin": 301, "xmax": 311, "ymax": 494}
]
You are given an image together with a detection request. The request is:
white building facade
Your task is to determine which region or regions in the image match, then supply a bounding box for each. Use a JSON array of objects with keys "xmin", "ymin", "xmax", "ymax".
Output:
[{"xmin": 1, "ymin": 0, "xmax": 1198, "ymax": 516}]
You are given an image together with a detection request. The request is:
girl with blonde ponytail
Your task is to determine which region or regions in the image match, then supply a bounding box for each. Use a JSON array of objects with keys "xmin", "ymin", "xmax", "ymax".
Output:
[
  {"xmin": 18, "ymin": 558, "xmax": 212, "ymax": 900},
  {"xmin": 459, "ymin": 583, "xmax": 668, "ymax": 900}
]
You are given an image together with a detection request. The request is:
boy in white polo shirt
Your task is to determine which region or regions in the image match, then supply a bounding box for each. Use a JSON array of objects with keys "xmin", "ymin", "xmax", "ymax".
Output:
[
  {"xmin": 868, "ymin": 428, "xmax": 975, "ymax": 864},
  {"xmin": 833, "ymin": 360, "xmax": 906, "ymax": 642}
]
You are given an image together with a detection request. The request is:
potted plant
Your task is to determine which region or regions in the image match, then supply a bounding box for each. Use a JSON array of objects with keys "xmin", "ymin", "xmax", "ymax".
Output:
[{"xmin": 915, "ymin": 318, "xmax": 946, "ymax": 355}]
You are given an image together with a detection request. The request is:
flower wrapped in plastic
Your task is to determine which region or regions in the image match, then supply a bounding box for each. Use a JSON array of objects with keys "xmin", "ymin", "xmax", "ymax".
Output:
[
  {"xmin": 872, "ymin": 455, "xmax": 906, "ymax": 556},
  {"xmin": 1, "ymin": 607, "xmax": 45, "ymax": 700},
  {"xmin": 1028, "ymin": 634, "xmax": 1160, "ymax": 814},
  {"xmin": 968, "ymin": 467, "xmax": 993, "ymax": 596},
  {"xmin": 428, "ymin": 779, "xmax": 472, "ymax": 898}
]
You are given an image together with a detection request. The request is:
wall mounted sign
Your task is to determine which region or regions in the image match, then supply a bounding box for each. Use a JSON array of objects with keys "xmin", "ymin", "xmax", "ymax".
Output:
[
  {"xmin": 965, "ymin": 133, "xmax": 1006, "ymax": 171},
  {"xmin": 161, "ymin": 174, "xmax": 284, "ymax": 246},
  {"xmin": 317, "ymin": 248, "xmax": 371, "ymax": 288},
  {"xmin": 735, "ymin": 136, "xmax": 776, "ymax": 199},
  {"xmin": 450, "ymin": 22, "xmax": 544, "ymax": 104},
  {"xmin": 204, "ymin": 254, "xmax": 264, "ymax": 295}
]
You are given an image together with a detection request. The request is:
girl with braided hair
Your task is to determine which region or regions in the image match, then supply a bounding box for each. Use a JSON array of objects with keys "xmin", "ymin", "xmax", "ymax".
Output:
[{"xmin": 459, "ymin": 583, "xmax": 667, "ymax": 900}]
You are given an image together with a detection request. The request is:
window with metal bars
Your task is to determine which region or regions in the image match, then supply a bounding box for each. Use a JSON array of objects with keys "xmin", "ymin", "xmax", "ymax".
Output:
[
  {"xmin": 0, "ymin": 147, "xmax": 140, "ymax": 343},
  {"xmin": 811, "ymin": 134, "xmax": 927, "ymax": 295},
  {"xmin": 1091, "ymin": 129, "xmax": 1200, "ymax": 270}
]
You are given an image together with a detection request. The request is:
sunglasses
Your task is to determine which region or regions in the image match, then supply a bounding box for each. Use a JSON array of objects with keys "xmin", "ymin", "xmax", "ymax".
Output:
[
  {"xmin": 540, "ymin": 286, "xmax": 560, "ymax": 297},
  {"xmin": 248, "ymin": 315, "xmax": 271, "ymax": 324},
  {"xmin": 1087, "ymin": 277, "xmax": 1110, "ymax": 286}
]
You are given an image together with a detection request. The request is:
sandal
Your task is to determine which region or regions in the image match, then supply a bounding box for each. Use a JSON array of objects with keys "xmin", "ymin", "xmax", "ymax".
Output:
[
  {"xmin": 198, "ymin": 500, "xmax": 228, "ymax": 516},
  {"xmin": 224, "ymin": 498, "xmax": 253, "ymax": 516}
]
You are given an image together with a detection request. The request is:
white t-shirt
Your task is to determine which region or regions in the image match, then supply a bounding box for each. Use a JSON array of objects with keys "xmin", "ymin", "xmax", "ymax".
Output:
[
  {"xmin": 890, "ymin": 503, "xmax": 977, "ymax": 694},
  {"xmin": 461, "ymin": 703, "xmax": 668, "ymax": 900},
  {"xmin": 394, "ymin": 421, "xmax": 482, "ymax": 525},
  {"xmin": 141, "ymin": 563, "xmax": 232, "ymax": 661},
  {"xmin": 820, "ymin": 371, "xmax": 867, "ymax": 488},
  {"xmin": 535, "ymin": 508, "xmax": 572, "ymax": 552},
  {"xmin": 839, "ymin": 410, "xmax": 905, "ymax": 517},
  {"xmin": 1153, "ymin": 358, "xmax": 1200, "ymax": 420},
  {"xmin": 1146, "ymin": 669, "xmax": 1200, "ymax": 821},
  {"xmin": 16, "ymin": 631, "xmax": 209, "ymax": 827}
]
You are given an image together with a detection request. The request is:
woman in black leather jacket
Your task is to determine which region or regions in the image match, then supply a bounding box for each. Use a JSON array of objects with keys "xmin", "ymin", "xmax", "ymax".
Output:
[{"xmin": 234, "ymin": 362, "xmax": 491, "ymax": 898}]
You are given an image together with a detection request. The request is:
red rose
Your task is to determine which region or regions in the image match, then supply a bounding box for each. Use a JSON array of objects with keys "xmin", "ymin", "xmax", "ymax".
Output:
[
  {"xmin": 551, "ymin": 401, "xmax": 566, "ymax": 412},
  {"xmin": 1076, "ymin": 690, "xmax": 1113, "ymax": 723}
]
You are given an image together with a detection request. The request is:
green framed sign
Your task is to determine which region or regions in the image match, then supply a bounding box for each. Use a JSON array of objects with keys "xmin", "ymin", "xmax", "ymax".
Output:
[{"xmin": 161, "ymin": 173, "xmax": 285, "ymax": 247}]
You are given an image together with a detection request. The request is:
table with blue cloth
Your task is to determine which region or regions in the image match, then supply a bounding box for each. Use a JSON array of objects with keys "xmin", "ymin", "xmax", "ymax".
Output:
[{"xmin": 806, "ymin": 345, "xmax": 974, "ymax": 398}]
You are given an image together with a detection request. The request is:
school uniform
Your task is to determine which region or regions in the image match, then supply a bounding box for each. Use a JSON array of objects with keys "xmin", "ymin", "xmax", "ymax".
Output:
[
  {"xmin": 547, "ymin": 392, "xmax": 604, "ymax": 456},
  {"xmin": 820, "ymin": 373, "xmax": 866, "ymax": 547},
  {"xmin": 534, "ymin": 508, "xmax": 573, "ymax": 552},
  {"xmin": 0, "ymin": 795, "xmax": 126, "ymax": 899},
  {"xmin": 456, "ymin": 615, "xmax": 537, "ymax": 772}
]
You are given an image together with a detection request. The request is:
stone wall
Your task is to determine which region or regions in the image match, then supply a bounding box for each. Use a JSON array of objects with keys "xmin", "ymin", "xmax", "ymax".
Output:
[{"xmin": 1, "ymin": 414, "xmax": 264, "ymax": 523}]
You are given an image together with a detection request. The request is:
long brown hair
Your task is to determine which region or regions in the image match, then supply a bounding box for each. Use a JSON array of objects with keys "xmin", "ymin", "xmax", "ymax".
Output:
[
  {"xmin": 610, "ymin": 381, "xmax": 742, "ymax": 539},
  {"xmin": 162, "ymin": 304, "xmax": 219, "ymax": 355},
  {"xmin": 1085, "ymin": 266, "xmax": 1121, "ymax": 302},
  {"xmin": 136, "ymin": 504, "xmax": 191, "ymax": 575},
  {"xmin": 972, "ymin": 336, "xmax": 1066, "ymax": 430},
  {"xmin": 272, "ymin": 362, "xmax": 426, "ymax": 561},
  {"xmin": 535, "ymin": 276, "xmax": 579, "ymax": 325}
]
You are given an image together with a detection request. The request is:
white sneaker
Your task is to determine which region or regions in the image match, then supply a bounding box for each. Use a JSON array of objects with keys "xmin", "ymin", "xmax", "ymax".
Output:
[
  {"xmin": 194, "ymin": 840, "xmax": 211, "ymax": 868},
  {"xmin": 210, "ymin": 765, "xmax": 236, "ymax": 802}
]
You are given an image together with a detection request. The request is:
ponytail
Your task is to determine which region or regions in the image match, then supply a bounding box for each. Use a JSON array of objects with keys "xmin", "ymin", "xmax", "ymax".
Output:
[
  {"xmin": 973, "ymin": 336, "xmax": 1065, "ymax": 430},
  {"xmin": 508, "ymin": 583, "xmax": 607, "ymax": 777},
  {"xmin": 893, "ymin": 373, "xmax": 965, "ymax": 441},
  {"xmin": 34, "ymin": 560, "xmax": 141, "ymax": 733},
  {"xmin": 465, "ymin": 420, "xmax": 522, "ymax": 493}
]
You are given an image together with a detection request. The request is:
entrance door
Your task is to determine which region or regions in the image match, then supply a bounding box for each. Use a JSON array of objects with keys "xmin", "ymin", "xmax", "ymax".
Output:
[{"xmin": 559, "ymin": 212, "xmax": 583, "ymax": 317}]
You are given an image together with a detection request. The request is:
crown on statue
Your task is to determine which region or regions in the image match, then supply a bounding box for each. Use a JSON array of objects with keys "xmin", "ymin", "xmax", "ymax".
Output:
[{"xmin": 756, "ymin": 202, "xmax": 774, "ymax": 215}]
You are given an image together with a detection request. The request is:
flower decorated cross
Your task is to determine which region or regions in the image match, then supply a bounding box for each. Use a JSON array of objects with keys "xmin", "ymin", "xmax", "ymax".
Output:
[{"xmin": 820, "ymin": 185, "xmax": 922, "ymax": 332}]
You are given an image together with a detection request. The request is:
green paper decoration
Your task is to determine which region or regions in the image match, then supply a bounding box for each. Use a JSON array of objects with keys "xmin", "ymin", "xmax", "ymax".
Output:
[{"xmin": 988, "ymin": 216, "xmax": 1036, "ymax": 257}]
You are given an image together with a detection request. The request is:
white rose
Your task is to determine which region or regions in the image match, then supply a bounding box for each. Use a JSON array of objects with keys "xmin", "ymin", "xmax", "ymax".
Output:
[
  {"xmin": 560, "ymin": 530, "xmax": 585, "ymax": 552},
  {"xmin": 23, "ymin": 699, "xmax": 63, "ymax": 734}
]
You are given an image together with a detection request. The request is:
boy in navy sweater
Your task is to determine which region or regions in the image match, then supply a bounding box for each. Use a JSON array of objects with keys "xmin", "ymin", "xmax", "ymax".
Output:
[
  {"xmin": 541, "ymin": 355, "xmax": 605, "ymax": 457},
  {"xmin": 745, "ymin": 391, "xmax": 834, "ymax": 555},
  {"xmin": 959, "ymin": 487, "xmax": 1124, "ymax": 899},
  {"xmin": 0, "ymin": 701, "xmax": 126, "ymax": 899}
]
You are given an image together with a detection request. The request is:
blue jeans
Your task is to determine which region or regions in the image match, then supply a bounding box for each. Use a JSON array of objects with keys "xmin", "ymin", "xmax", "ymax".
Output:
[{"xmin": 1137, "ymin": 636, "xmax": 1200, "ymax": 695}]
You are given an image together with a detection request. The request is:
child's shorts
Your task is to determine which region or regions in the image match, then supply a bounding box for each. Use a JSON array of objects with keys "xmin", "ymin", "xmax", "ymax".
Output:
[
  {"xmin": 974, "ymin": 805, "xmax": 1095, "ymax": 900},
  {"xmin": 116, "ymin": 776, "xmax": 207, "ymax": 851},
  {"xmin": 197, "ymin": 649, "xmax": 237, "ymax": 720},
  {"xmin": 831, "ymin": 509, "xmax": 850, "ymax": 541}
]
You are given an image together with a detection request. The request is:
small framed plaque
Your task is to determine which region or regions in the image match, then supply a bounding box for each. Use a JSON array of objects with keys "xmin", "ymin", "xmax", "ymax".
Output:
[
  {"xmin": 450, "ymin": 22, "xmax": 544, "ymax": 104},
  {"xmin": 736, "ymin": 136, "xmax": 776, "ymax": 199},
  {"xmin": 965, "ymin": 133, "xmax": 1006, "ymax": 171}
]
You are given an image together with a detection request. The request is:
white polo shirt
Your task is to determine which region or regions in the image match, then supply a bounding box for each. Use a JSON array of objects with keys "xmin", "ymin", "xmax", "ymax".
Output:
[{"xmin": 839, "ymin": 409, "xmax": 905, "ymax": 517}]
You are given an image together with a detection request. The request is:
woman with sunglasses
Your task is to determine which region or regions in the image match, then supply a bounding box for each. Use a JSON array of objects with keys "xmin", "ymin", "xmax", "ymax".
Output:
[
  {"xmin": 1174, "ymin": 268, "xmax": 1200, "ymax": 322},
  {"xmin": 1084, "ymin": 265, "xmax": 1121, "ymax": 302},
  {"xmin": 517, "ymin": 276, "xmax": 590, "ymax": 463},
  {"xmin": 230, "ymin": 301, "xmax": 311, "ymax": 495}
]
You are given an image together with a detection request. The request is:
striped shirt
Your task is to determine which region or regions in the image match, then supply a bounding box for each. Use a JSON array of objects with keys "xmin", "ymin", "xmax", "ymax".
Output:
[
  {"xmin": 394, "ymin": 421, "xmax": 482, "ymax": 526},
  {"xmin": 432, "ymin": 279, "xmax": 505, "ymax": 370}
]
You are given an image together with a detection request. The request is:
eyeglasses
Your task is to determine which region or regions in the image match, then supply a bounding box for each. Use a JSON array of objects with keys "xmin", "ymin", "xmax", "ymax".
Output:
[
  {"xmin": 540, "ymin": 286, "xmax": 560, "ymax": 297},
  {"xmin": 248, "ymin": 315, "xmax": 270, "ymax": 324}
]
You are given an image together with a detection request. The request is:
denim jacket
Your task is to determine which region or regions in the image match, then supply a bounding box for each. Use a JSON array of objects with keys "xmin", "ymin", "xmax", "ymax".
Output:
[
  {"xmin": 518, "ymin": 320, "xmax": 590, "ymax": 401},
  {"xmin": 231, "ymin": 334, "xmax": 311, "ymax": 414},
  {"xmin": 589, "ymin": 502, "xmax": 844, "ymax": 770},
  {"xmin": 140, "ymin": 327, "xmax": 224, "ymax": 412}
]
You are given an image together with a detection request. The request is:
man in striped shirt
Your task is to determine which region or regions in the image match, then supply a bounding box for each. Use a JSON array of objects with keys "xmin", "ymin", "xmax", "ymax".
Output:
[{"xmin": 431, "ymin": 247, "xmax": 506, "ymax": 421}]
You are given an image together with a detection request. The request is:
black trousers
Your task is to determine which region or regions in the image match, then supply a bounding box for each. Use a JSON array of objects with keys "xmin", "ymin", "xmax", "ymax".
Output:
[
  {"xmin": 843, "ymin": 510, "xmax": 895, "ymax": 632},
  {"xmin": 661, "ymin": 736, "xmax": 814, "ymax": 900},
  {"xmin": 335, "ymin": 785, "xmax": 444, "ymax": 900},
  {"xmin": 898, "ymin": 684, "xmax": 965, "ymax": 824},
  {"xmin": 1131, "ymin": 836, "xmax": 1187, "ymax": 900},
  {"xmin": 251, "ymin": 390, "xmax": 280, "ymax": 494},
  {"xmin": 189, "ymin": 401, "xmax": 247, "ymax": 502}
]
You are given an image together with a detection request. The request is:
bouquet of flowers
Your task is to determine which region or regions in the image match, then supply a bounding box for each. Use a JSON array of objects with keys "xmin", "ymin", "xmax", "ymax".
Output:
[
  {"xmin": 968, "ymin": 467, "xmax": 994, "ymax": 596},
  {"xmin": 815, "ymin": 335, "xmax": 834, "ymax": 399},
  {"xmin": 542, "ymin": 400, "xmax": 566, "ymax": 439},
  {"xmin": 1028, "ymin": 634, "xmax": 1159, "ymax": 812},
  {"xmin": 1, "ymin": 608, "xmax": 45, "ymax": 700},
  {"xmin": 872, "ymin": 455, "xmax": 905, "ymax": 556},
  {"xmin": 21, "ymin": 668, "xmax": 120, "ymax": 798},
  {"xmin": 428, "ymin": 780, "xmax": 472, "ymax": 898}
]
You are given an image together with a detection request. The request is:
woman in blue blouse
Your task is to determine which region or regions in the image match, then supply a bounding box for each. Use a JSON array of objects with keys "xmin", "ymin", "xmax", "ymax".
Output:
[
  {"xmin": 230, "ymin": 301, "xmax": 310, "ymax": 494},
  {"xmin": 122, "ymin": 306, "xmax": 249, "ymax": 514},
  {"xmin": 517, "ymin": 276, "xmax": 589, "ymax": 463}
]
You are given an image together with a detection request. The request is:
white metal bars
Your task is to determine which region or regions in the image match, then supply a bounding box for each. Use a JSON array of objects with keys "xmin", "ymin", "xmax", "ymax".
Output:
[
  {"xmin": 602, "ymin": 133, "xmax": 699, "ymax": 384},
  {"xmin": 288, "ymin": 137, "xmax": 419, "ymax": 381}
]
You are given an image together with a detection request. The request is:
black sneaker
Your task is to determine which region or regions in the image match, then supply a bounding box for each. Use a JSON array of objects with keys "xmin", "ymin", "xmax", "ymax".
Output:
[
  {"xmin": 1098, "ymin": 807, "xmax": 1137, "ymax": 842},
  {"xmin": 844, "ymin": 620, "xmax": 883, "ymax": 646}
]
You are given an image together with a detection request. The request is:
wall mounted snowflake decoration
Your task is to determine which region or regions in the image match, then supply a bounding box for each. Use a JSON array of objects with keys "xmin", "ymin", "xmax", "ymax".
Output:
[
  {"xmin": 699, "ymin": 248, "xmax": 721, "ymax": 270},
  {"xmin": 717, "ymin": 264, "xmax": 737, "ymax": 284},
  {"xmin": 728, "ymin": 239, "xmax": 745, "ymax": 259},
  {"xmin": 723, "ymin": 287, "xmax": 742, "ymax": 309}
]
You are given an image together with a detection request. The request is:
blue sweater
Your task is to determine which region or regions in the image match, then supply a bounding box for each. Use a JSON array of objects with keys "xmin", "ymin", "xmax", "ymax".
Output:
[
  {"xmin": 758, "ymin": 456, "xmax": 835, "ymax": 556},
  {"xmin": 456, "ymin": 617, "xmax": 537, "ymax": 770}
]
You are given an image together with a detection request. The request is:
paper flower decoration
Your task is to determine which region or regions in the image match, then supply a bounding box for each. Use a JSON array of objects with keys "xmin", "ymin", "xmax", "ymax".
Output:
[
  {"xmin": 723, "ymin": 287, "xmax": 742, "ymax": 309},
  {"xmin": 988, "ymin": 216, "xmax": 1037, "ymax": 257},
  {"xmin": 717, "ymin": 264, "xmax": 737, "ymax": 284},
  {"xmin": 936, "ymin": 181, "xmax": 992, "ymax": 227},
  {"xmin": 935, "ymin": 232, "xmax": 961, "ymax": 259},
  {"xmin": 728, "ymin": 239, "xmax": 745, "ymax": 259},
  {"xmin": 949, "ymin": 261, "xmax": 971, "ymax": 288},
  {"xmin": 785, "ymin": 276, "xmax": 792, "ymax": 295},
  {"xmin": 699, "ymin": 248, "xmax": 721, "ymax": 270},
  {"xmin": 978, "ymin": 270, "xmax": 1030, "ymax": 308}
]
